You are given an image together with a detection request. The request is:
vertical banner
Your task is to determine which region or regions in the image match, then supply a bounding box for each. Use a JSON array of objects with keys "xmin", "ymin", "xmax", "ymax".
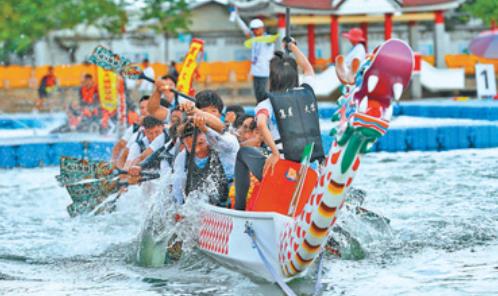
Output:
[
  {"xmin": 177, "ymin": 38, "xmax": 204, "ymax": 96},
  {"xmin": 97, "ymin": 67, "xmax": 118, "ymax": 113}
]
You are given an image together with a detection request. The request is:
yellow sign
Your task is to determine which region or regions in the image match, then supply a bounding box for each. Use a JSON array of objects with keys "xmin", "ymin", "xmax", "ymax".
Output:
[
  {"xmin": 244, "ymin": 34, "xmax": 279, "ymax": 49},
  {"xmin": 177, "ymin": 39, "xmax": 204, "ymax": 95},
  {"xmin": 97, "ymin": 67, "xmax": 118, "ymax": 113}
]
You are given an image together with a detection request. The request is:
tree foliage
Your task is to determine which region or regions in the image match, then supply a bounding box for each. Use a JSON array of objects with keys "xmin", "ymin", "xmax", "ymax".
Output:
[
  {"xmin": 463, "ymin": 0, "xmax": 498, "ymax": 26},
  {"xmin": 0, "ymin": 0, "xmax": 191, "ymax": 64},
  {"xmin": 140, "ymin": 0, "xmax": 191, "ymax": 36},
  {"xmin": 0, "ymin": 0, "xmax": 127, "ymax": 63}
]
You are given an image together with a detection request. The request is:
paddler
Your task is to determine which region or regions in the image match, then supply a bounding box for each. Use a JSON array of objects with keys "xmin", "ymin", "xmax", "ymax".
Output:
[
  {"xmin": 233, "ymin": 39, "xmax": 325, "ymax": 210},
  {"xmin": 172, "ymin": 118, "xmax": 237, "ymax": 206},
  {"xmin": 124, "ymin": 115, "xmax": 167, "ymax": 170},
  {"xmin": 111, "ymin": 95, "xmax": 150, "ymax": 168}
]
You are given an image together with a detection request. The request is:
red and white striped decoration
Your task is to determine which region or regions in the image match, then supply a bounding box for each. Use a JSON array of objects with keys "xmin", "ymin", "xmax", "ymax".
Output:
[{"xmin": 199, "ymin": 213, "xmax": 234, "ymax": 255}]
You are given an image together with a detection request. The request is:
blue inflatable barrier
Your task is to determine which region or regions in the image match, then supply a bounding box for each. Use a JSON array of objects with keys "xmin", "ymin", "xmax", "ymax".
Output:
[
  {"xmin": 87, "ymin": 142, "xmax": 113, "ymax": 161},
  {"xmin": 16, "ymin": 144, "xmax": 51, "ymax": 168},
  {"xmin": 489, "ymin": 126, "xmax": 498, "ymax": 147},
  {"xmin": 0, "ymin": 146, "xmax": 17, "ymax": 168},
  {"xmin": 49, "ymin": 142, "xmax": 84, "ymax": 165},
  {"xmin": 377, "ymin": 129, "xmax": 407, "ymax": 152},
  {"xmin": 487, "ymin": 107, "xmax": 498, "ymax": 121},
  {"xmin": 406, "ymin": 127, "xmax": 438, "ymax": 151},
  {"xmin": 437, "ymin": 126, "xmax": 470, "ymax": 150}
]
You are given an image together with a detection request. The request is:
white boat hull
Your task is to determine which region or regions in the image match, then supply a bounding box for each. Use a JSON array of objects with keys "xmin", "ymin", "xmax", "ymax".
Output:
[{"xmin": 198, "ymin": 204, "xmax": 298, "ymax": 282}]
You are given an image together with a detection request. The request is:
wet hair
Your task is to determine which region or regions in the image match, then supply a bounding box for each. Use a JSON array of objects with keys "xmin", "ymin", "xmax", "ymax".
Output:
[
  {"xmin": 195, "ymin": 90, "xmax": 224, "ymax": 113},
  {"xmin": 142, "ymin": 116, "xmax": 163, "ymax": 129},
  {"xmin": 139, "ymin": 95, "xmax": 150, "ymax": 103},
  {"xmin": 84, "ymin": 73, "xmax": 93, "ymax": 80},
  {"xmin": 235, "ymin": 114, "xmax": 256, "ymax": 130},
  {"xmin": 179, "ymin": 121, "xmax": 195, "ymax": 139},
  {"xmin": 161, "ymin": 74, "xmax": 177, "ymax": 85},
  {"xmin": 269, "ymin": 51, "xmax": 298, "ymax": 92},
  {"xmin": 225, "ymin": 105, "xmax": 245, "ymax": 116}
]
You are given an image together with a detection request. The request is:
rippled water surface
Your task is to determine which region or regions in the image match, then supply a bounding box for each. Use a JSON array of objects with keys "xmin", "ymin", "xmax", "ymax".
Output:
[{"xmin": 1, "ymin": 149, "xmax": 497, "ymax": 295}]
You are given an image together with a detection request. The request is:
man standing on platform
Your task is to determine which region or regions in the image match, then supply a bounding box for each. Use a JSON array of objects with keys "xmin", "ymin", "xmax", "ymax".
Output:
[{"xmin": 232, "ymin": 10, "xmax": 275, "ymax": 103}]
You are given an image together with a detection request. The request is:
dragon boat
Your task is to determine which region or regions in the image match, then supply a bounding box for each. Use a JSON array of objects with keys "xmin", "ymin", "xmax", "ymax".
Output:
[{"xmin": 192, "ymin": 39, "xmax": 414, "ymax": 284}]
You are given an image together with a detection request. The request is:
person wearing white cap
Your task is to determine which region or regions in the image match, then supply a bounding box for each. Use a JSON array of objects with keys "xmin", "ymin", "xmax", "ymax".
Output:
[{"xmin": 231, "ymin": 9, "xmax": 275, "ymax": 103}]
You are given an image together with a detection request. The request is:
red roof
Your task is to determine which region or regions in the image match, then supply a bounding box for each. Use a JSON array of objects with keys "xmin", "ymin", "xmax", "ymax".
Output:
[
  {"xmin": 400, "ymin": 0, "xmax": 457, "ymax": 7},
  {"xmin": 279, "ymin": 0, "xmax": 334, "ymax": 10},
  {"xmin": 279, "ymin": 0, "xmax": 459, "ymax": 10}
]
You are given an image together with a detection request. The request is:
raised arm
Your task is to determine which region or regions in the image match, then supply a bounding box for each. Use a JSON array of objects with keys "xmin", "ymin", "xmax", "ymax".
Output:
[
  {"xmin": 231, "ymin": 9, "xmax": 251, "ymax": 38},
  {"xmin": 180, "ymin": 102, "xmax": 225, "ymax": 133},
  {"xmin": 148, "ymin": 81, "xmax": 169, "ymax": 122},
  {"xmin": 286, "ymin": 41, "xmax": 314, "ymax": 76}
]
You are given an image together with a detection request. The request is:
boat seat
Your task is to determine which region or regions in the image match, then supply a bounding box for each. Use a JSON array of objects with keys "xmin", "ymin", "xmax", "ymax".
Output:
[{"xmin": 247, "ymin": 159, "xmax": 318, "ymax": 216}]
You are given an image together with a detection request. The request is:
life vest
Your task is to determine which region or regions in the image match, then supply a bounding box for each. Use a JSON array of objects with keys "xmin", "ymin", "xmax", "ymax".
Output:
[
  {"xmin": 184, "ymin": 150, "xmax": 228, "ymax": 206},
  {"xmin": 44, "ymin": 74, "xmax": 57, "ymax": 87},
  {"xmin": 136, "ymin": 129, "xmax": 170, "ymax": 170},
  {"xmin": 267, "ymin": 84, "xmax": 325, "ymax": 162},
  {"xmin": 80, "ymin": 85, "xmax": 98, "ymax": 105},
  {"xmin": 132, "ymin": 123, "xmax": 140, "ymax": 133}
]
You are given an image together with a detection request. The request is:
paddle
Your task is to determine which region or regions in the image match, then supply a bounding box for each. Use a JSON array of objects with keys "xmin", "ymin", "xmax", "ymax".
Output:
[
  {"xmin": 56, "ymin": 156, "xmax": 114, "ymax": 186},
  {"xmin": 185, "ymin": 127, "xmax": 199, "ymax": 196},
  {"xmin": 66, "ymin": 173, "xmax": 160, "ymax": 217},
  {"xmin": 284, "ymin": 7, "xmax": 291, "ymax": 55},
  {"xmin": 88, "ymin": 45, "xmax": 196, "ymax": 102},
  {"xmin": 288, "ymin": 143, "xmax": 314, "ymax": 217}
]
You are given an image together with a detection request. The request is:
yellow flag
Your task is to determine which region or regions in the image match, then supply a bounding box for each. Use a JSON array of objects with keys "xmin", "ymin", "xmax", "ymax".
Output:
[
  {"xmin": 244, "ymin": 34, "xmax": 279, "ymax": 49},
  {"xmin": 177, "ymin": 39, "xmax": 204, "ymax": 95},
  {"xmin": 97, "ymin": 67, "xmax": 118, "ymax": 113}
]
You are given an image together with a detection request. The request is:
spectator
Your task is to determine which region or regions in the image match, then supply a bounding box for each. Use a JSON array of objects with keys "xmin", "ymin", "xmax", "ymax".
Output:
[
  {"xmin": 36, "ymin": 66, "xmax": 58, "ymax": 110},
  {"xmin": 137, "ymin": 58, "xmax": 155, "ymax": 96},
  {"xmin": 79, "ymin": 74, "xmax": 100, "ymax": 127},
  {"xmin": 342, "ymin": 28, "xmax": 367, "ymax": 70},
  {"xmin": 168, "ymin": 61, "xmax": 179, "ymax": 81}
]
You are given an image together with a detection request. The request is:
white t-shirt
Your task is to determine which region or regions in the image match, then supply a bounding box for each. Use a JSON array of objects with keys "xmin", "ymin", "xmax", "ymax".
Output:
[
  {"xmin": 126, "ymin": 130, "xmax": 142, "ymax": 149},
  {"xmin": 121, "ymin": 125, "xmax": 135, "ymax": 142},
  {"xmin": 148, "ymin": 131, "xmax": 168, "ymax": 152},
  {"xmin": 126, "ymin": 136, "xmax": 150, "ymax": 164},
  {"xmin": 345, "ymin": 44, "xmax": 366, "ymax": 70},
  {"xmin": 251, "ymin": 41, "xmax": 274, "ymax": 78},
  {"xmin": 139, "ymin": 66, "xmax": 155, "ymax": 93}
]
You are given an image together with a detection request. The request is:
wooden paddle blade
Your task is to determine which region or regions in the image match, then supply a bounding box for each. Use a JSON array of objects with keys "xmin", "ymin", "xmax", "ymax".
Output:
[
  {"xmin": 121, "ymin": 64, "xmax": 144, "ymax": 80},
  {"xmin": 58, "ymin": 156, "xmax": 114, "ymax": 186},
  {"xmin": 65, "ymin": 177, "xmax": 120, "ymax": 203},
  {"xmin": 67, "ymin": 198, "xmax": 101, "ymax": 217},
  {"xmin": 88, "ymin": 45, "xmax": 131, "ymax": 73}
]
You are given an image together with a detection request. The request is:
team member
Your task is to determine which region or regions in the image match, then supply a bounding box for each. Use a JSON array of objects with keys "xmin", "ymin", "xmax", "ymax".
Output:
[
  {"xmin": 233, "ymin": 39, "xmax": 324, "ymax": 210},
  {"xmin": 111, "ymin": 95, "xmax": 150, "ymax": 168},
  {"xmin": 124, "ymin": 116, "xmax": 165, "ymax": 170}
]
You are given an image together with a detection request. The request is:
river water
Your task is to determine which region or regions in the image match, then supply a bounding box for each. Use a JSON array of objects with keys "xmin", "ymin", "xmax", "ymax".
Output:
[{"xmin": 1, "ymin": 148, "xmax": 497, "ymax": 295}]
